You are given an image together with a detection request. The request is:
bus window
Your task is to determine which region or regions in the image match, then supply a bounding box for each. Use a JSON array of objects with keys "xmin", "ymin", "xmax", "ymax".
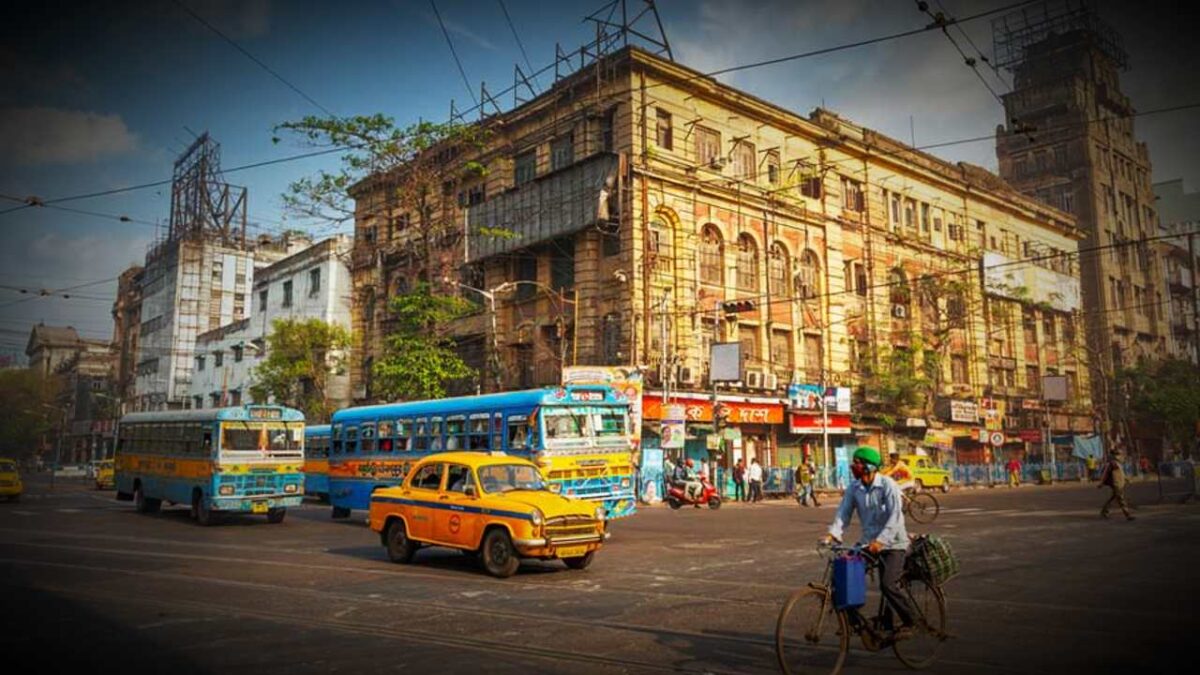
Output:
[
  {"xmin": 414, "ymin": 418, "xmax": 428, "ymax": 451},
  {"xmin": 331, "ymin": 424, "xmax": 343, "ymax": 455},
  {"xmin": 468, "ymin": 415, "xmax": 489, "ymax": 450},
  {"xmin": 430, "ymin": 417, "xmax": 444, "ymax": 451},
  {"xmin": 507, "ymin": 416, "xmax": 529, "ymax": 450},
  {"xmin": 361, "ymin": 423, "xmax": 377, "ymax": 453},
  {"xmin": 446, "ymin": 416, "xmax": 466, "ymax": 450},
  {"xmin": 590, "ymin": 407, "xmax": 628, "ymax": 437},
  {"xmin": 345, "ymin": 426, "xmax": 359, "ymax": 455},
  {"xmin": 492, "ymin": 413, "xmax": 503, "ymax": 450},
  {"xmin": 396, "ymin": 419, "xmax": 411, "ymax": 452},
  {"xmin": 378, "ymin": 421, "xmax": 394, "ymax": 452},
  {"xmin": 203, "ymin": 431, "xmax": 213, "ymax": 456}
]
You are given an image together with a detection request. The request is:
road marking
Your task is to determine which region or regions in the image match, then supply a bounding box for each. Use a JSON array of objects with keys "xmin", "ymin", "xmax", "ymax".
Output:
[
  {"xmin": 942, "ymin": 507, "xmax": 984, "ymax": 513},
  {"xmin": 56, "ymin": 509, "xmax": 82, "ymax": 513},
  {"xmin": 9, "ymin": 510, "xmax": 35, "ymax": 516}
]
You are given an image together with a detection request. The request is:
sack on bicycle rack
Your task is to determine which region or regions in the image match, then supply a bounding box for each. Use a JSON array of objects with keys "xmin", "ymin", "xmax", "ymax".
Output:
[
  {"xmin": 907, "ymin": 534, "xmax": 959, "ymax": 585},
  {"xmin": 832, "ymin": 554, "xmax": 867, "ymax": 610}
]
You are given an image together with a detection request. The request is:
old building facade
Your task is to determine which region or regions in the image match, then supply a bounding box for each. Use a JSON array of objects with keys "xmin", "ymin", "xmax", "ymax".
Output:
[{"xmin": 350, "ymin": 46, "xmax": 1093, "ymax": 472}]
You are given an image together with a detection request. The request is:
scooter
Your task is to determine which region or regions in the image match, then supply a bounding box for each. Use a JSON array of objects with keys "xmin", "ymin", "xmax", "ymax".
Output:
[{"xmin": 666, "ymin": 476, "xmax": 722, "ymax": 510}]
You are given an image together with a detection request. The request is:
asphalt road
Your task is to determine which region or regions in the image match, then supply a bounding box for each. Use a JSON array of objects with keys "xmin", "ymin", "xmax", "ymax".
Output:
[{"xmin": 2, "ymin": 474, "xmax": 1197, "ymax": 674}]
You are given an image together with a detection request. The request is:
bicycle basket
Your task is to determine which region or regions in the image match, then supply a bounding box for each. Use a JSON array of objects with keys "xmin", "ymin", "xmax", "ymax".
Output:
[{"xmin": 907, "ymin": 534, "xmax": 959, "ymax": 585}]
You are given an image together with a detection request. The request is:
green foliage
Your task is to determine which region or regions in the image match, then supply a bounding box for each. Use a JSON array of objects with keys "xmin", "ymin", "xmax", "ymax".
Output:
[
  {"xmin": 372, "ymin": 283, "xmax": 477, "ymax": 401},
  {"xmin": 250, "ymin": 319, "xmax": 352, "ymax": 423},
  {"xmin": 0, "ymin": 370, "xmax": 58, "ymax": 459},
  {"xmin": 1116, "ymin": 358, "xmax": 1200, "ymax": 447}
]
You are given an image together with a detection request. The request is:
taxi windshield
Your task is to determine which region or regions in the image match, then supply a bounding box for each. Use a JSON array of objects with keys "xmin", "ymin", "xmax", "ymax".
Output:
[
  {"xmin": 477, "ymin": 464, "xmax": 547, "ymax": 493},
  {"xmin": 0, "ymin": 460, "xmax": 16, "ymax": 472}
]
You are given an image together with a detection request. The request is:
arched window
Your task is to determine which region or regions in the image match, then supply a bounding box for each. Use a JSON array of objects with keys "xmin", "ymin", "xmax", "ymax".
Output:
[
  {"xmin": 889, "ymin": 268, "xmax": 911, "ymax": 307},
  {"xmin": 768, "ymin": 242, "xmax": 790, "ymax": 297},
  {"xmin": 736, "ymin": 233, "xmax": 759, "ymax": 292},
  {"xmin": 649, "ymin": 217, "xmax": 672, "ymax": 272},
  {"xmin": 699, "ymin": 225, "xmax": 724, "ymax": 285},
  {"xmin": 795, "ymin": 250, "xmax": 821, "ymax": 300}
]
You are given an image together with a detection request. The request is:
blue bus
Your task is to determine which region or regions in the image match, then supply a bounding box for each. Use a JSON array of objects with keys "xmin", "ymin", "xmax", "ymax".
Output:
[
  {"xmin": 115, "ymin": 405, "xmax": 306, "ymax": 525},
  {"xmin": 304, "ymin": 424, "xmax": 331, "ymax": 501},
  {"xmin": 328, "ymin": 385, "xmax": 636, "ymax": 519}
]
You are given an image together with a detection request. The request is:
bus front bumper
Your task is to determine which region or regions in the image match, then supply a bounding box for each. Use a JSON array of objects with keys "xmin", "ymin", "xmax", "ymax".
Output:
[{"xmin": 211, "ymin": 495, "xmax": 303, "ymax": 512}]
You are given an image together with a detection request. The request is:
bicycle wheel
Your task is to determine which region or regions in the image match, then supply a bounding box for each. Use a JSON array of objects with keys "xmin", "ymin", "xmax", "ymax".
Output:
[
  {"xmin": 906, "ymin": 492, "xmax": 940, "ymax": 524},
  {"xmin": 892, "ymin": 578, "xmax": 947, "ymax": 669},
  {"xmin": 776, "ymin": 587, "xmax": 850, "ymax": 675}
]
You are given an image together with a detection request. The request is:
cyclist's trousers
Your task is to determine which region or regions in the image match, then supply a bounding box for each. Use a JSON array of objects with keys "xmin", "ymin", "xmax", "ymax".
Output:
[{"xmin": 880, "ymin": 550, "xmax": 917, "ymax": 627}]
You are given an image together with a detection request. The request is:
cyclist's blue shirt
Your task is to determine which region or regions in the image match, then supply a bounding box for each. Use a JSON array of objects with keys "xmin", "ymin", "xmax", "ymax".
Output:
[{"xmin": 828, "ymin": 473, "xmax": 908, "ymax": 550}]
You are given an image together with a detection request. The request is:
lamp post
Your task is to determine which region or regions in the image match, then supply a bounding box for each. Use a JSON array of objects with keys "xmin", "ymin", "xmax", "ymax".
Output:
[{"xmin": 453, "ymin": 282, "xmax": 503, "ymax": 392}]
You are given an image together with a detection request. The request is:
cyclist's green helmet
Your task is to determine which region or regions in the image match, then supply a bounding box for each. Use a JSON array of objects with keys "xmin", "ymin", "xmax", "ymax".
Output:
[{"xmin": 852, "ymin": 446, "xmax": 882, "ymax": 470}]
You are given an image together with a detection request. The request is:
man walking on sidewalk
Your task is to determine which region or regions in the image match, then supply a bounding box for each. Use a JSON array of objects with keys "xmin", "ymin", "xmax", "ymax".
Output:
[
  {"xmin": 732, "ymin": 459, "xmax": 746, "ymax": 502},
  {"xmin": 748, "ymin": 457, "xmax": 764, "ymax": 503},
  {"xmin": 795, "ymin": 459, "xmax": 820, "ymax": 507},
  {"xmin": 1099, "ymin": 448, "xmax": 1134, "ymax": 521}
]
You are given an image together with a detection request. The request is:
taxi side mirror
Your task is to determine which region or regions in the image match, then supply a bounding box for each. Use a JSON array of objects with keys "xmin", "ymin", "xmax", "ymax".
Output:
[
  {"xmin": 548, "ymin": 483, "xmax": 562, "ymax": 494},
  {"xmin": 464, "ymin": 486, "xmax": 477, "ymax": 498}
]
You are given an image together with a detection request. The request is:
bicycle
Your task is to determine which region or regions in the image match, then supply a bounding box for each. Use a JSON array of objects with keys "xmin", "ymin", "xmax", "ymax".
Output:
[
  {"xmin": 902, "ymin": 488, "xmax": 939, "ymax": 524},
  {"xmin": 775, "ymin": 543, "xmax": 948, "ymax": 675}
]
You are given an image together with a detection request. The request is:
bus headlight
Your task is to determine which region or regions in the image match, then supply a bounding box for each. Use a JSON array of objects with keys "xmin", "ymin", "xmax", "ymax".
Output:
[
  {"xmin": 594, "ymin": 506, "xmax": 606, "ymax": 521},
  {"xmin": 284, "ymin": 484, "xmax": 298, "ymax": 494},
  {"xmin": 218, "ymin": 485, "xmax": 235, "ymax": 496}
]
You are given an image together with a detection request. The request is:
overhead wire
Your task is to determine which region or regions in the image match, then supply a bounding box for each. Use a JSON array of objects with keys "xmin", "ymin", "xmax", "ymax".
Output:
[{"xmin": 431, "ymin": 0, "xmax": 479, "ymax": 107}]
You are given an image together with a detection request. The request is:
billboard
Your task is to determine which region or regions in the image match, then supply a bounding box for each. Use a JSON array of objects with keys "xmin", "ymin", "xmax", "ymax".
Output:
[
  {"xmin": 982, "ymin": 251, "xmax": 1080, "ymax": 312},
  {"xmin": 788, "ymin": 384, "xmax": 851, "ymax": 413},
  {"xmin": 710, "ymin": 342, "xmax": 742, "ymax": 382}
]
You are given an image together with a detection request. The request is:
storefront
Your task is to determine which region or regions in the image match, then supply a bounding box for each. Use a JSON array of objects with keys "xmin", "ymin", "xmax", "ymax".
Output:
[{"xmin": 642, "ymin": 391, "xmax": 785, "ymax": 471}]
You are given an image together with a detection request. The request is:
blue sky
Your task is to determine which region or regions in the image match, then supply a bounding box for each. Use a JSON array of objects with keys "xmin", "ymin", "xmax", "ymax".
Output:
[{"xmin": 1, "ymin": 0, "xmax": 1196, "ymax": 356}]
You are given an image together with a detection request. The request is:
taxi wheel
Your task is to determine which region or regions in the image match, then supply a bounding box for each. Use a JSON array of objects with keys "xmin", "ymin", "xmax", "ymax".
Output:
[
  {"xmin": 481, "ymin": 528, "xmax": 520, "ymax": 578},
  {"xmin": 267, "ymin": 508, "xmax": 286, "ymax": 524},
  {"xmin": 563, "ymin": 551, "xmax": 595, "ymax": 570},
  {"xmin": 386, "ymin": 520, "xmax": 417, "ymax": 564},
  {"xmin": 940, "ymin": 480, "xmax": 950, "ymax": 494}
]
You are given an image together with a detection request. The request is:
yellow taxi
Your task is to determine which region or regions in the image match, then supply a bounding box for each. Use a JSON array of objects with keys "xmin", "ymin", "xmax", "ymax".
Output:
[
  {"xmin": 94, "ymin": 459, "xmax": 115, "ymax": 491},
  {"xmin": 903, "ymin": 454, "xmax": 952, "ymax": 493},
  {"xmin": 369, "ymin": 452, "xmax": 609, "ymax": 578},
  {"xmin": 0, "ymin": 458, "xmax": 23, "ymax": 502}
]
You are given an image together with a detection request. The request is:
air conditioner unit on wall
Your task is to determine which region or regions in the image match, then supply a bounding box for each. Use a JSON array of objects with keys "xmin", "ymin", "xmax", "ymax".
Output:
[
  {"xmin": 763, "ymin": 373, "xmax": 779, "ymax": 390},
  {"xmin": 745, "ymin": 369, "xmax": 763, "ymax": 389},
  {"xmin": 892, "ymin": 304, "xmax": 908, "ymax": 319},
  {"xmin": 678, "ymin": 367, "xmax": 697, "ymax": 386}
]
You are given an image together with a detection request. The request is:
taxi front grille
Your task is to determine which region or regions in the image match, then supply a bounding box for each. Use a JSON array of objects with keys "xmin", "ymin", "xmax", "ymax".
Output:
[{"xmin": 545, "ymin": 515, "xmax": 599, "ymax": 538}]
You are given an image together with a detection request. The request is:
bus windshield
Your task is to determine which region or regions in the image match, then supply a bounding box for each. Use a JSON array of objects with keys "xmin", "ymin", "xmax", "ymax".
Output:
[
  {"xmin": 540, "ymin": 405, "xmax": 629, "ymax": 442},
  {"xmin": 221, "ymin": 422, "xmax": 304, "ymax": 456},
  {"xmin": 477, "ymin": 464, "xmax": 547, "ymax": 493}
]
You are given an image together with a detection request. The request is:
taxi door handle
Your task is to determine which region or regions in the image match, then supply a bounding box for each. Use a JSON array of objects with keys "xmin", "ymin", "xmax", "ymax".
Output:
[{"xmin": 439, "ymin": 495, "xmax": 450, "ymax": 500}]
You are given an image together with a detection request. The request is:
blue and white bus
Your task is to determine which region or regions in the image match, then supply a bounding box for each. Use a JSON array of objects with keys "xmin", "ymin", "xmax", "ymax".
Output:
[
  {"xmin": 328, "ymin": 386, "xmax": 636, "ymax": 519},
  {"xmin": 303, "ymin": 424, "xmax": 331, "ymax": 501},
  {"xmin": 115, "ymin": 405, "xmax": 306, "ymax": 525}
]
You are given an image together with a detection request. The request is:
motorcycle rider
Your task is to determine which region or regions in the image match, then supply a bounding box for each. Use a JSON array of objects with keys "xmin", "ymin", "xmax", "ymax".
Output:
[
  {"xmin": 672, "ymin": 457, "xmax": 704, "ymax": 502},
  {"xmin": 822, "ymin": 446, "xmax": 920, "ymax": 639}
]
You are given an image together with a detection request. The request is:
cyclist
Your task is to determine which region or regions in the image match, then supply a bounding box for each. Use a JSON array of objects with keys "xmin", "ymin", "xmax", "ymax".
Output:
[
  {"xmin": 822, "ymin": 445, "xmax": 920, "ymax": 639},
  {"xmin": 881, "ymin": 450, "xmax": 915, "ymax": 492}
]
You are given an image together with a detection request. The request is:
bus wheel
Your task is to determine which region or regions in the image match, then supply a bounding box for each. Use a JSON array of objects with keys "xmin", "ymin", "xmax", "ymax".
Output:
[
  {"xmin": 192, "ymin": 491, "xmax": 214, "ymax": 526},
  {"xmin": 481, "ymin": 528, "xmax": 520, "ymax": 578},
  {"xmin": 267, "ymin": 508, "xmax": 286, "ymax": 524},
  {"xmin": 134, "ymin": 485, "xmax": 160, "ymax": 514},
  {"xmin": 385, "ymin": 520, "xmax": 417, "ymax": 564},
  {"xmin": 331, "ymin": 506, "xmax": 351, "ymax": 519}
]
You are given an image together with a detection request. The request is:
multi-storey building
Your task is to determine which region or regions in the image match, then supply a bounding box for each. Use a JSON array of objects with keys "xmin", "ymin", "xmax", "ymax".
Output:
[
  {"xmin": 994, "ymin": 3, "xmax": 1168, "ymax": 418},
  {"xmin": 1153, "ymin": 179, "xmax": 1200, "ymax": 363},
  {"xmin": 24, "ymin": 324, "xmax": 116, "ymax": 463},
  {"xmin": 188, "ymin": 235, "xmax": 353, "ymax": 415},
  {"xmin": 110, "ymin": 265, "xmax": 143, "ymax": 412},
  {"xmin": 350, "ymin": 44, "xmax": 1092, "ymax": 472}
]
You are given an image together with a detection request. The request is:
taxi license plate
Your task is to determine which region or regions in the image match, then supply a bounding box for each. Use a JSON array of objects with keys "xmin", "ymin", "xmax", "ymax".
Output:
[
  {"xmin": 252, "ymin": 502, "xmax": 268, "ymax": 514},
  {"xmin": 556, "ymin": 545, "xmax": 588, "ymax": 558}
]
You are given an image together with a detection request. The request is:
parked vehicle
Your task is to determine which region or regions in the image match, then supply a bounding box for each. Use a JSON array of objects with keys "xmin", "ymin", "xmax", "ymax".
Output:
[
  {"xmin": 0, "ymin": 459, "xmax": 23, "ymax": 502},
  {"xmin": 94, "ymin": 459, "xmax": 114, "ymax": 490}
]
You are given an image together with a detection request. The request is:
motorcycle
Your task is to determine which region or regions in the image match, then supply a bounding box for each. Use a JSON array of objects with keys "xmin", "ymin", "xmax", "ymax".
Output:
[{"xmin": 666, "ymin": 475, "xmax": 722, "ymax": 510}]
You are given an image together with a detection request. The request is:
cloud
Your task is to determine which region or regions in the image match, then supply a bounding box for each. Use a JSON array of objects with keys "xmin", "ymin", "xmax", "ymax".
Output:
[{"xmin": 0, "ymin": 107, "xmax": 139, "ymax": 166}]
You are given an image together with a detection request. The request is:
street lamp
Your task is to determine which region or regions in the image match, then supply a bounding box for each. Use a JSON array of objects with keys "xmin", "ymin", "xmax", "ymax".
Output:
[{"xmin": 453, "ymin": 282, "xmax": 504, "ymax": 392}]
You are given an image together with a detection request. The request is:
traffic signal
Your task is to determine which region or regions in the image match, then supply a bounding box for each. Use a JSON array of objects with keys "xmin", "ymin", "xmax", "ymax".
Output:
[
  {"xmin": 713, "ymin": 403, "xmax": 730, "ymax": 430},
  {"xmin": 722, "ymin": 299, "xmax": 756, "ymax": 314}
]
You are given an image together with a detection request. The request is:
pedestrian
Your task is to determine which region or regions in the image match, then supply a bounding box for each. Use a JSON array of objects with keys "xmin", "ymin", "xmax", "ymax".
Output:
[
  {"xmin": 1098, "ymin": 448, "xmax": 1134, "ymax": 521},
  {"xmin": 732, "ymin": 459, "xmax": 746, "ymax": 502},
  {"xmin": 748, "ymin": 457, "xmax": 764, "ymax": 503},
  {"xmin": 1085, "ymin": 454, "xmax": 1097, "ymax": 482},
  {"xmin": 1006, "ymin": 456, "xmax": 1022, "ymax": 488},
  {"xmin": 1138, "ymin": 454, "xmax": 1151, "ymax": 477},
  {"xmin": 795, "ymin": 459, "xmax": 820, "ymax": 507}
]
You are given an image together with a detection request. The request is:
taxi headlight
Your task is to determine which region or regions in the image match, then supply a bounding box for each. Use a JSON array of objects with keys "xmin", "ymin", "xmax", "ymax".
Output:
[
  {"xmin": 594, "ymin": 506, "xmax": 607, "ymax": 521},
  {"xmin": 218, "ymin": 485, "xmax": 235, "ymax": 496},
  {"xmin": 284, "ymin": 484, "xmax": 298, "ymax": 494}
]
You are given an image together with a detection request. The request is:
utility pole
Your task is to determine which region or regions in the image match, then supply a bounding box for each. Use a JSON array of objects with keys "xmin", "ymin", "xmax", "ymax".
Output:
[
  {"xmin": 1189, "ymin": 231, "xmax": 1199, "ymax": 365},
  {"xmin": 821, "ymin": 369, "xmax": 831, "ymax": 488}
]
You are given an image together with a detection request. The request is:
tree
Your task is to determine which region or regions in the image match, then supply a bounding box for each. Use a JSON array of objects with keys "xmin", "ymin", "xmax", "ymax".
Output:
[
  {"xmin": 1115, "ymin": 358, "xmax": 1200, "ymax": 450},
  {"xmin": 0, "ymin": 369, "xmax": 59, "ymax": 460},
  {"xmin": 250, "ymin": 319, "xmax": 352, "ymax": 423},
  {"xmin": 372, "ymin": 283, "xmax": 476, "ymax": 401}
]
